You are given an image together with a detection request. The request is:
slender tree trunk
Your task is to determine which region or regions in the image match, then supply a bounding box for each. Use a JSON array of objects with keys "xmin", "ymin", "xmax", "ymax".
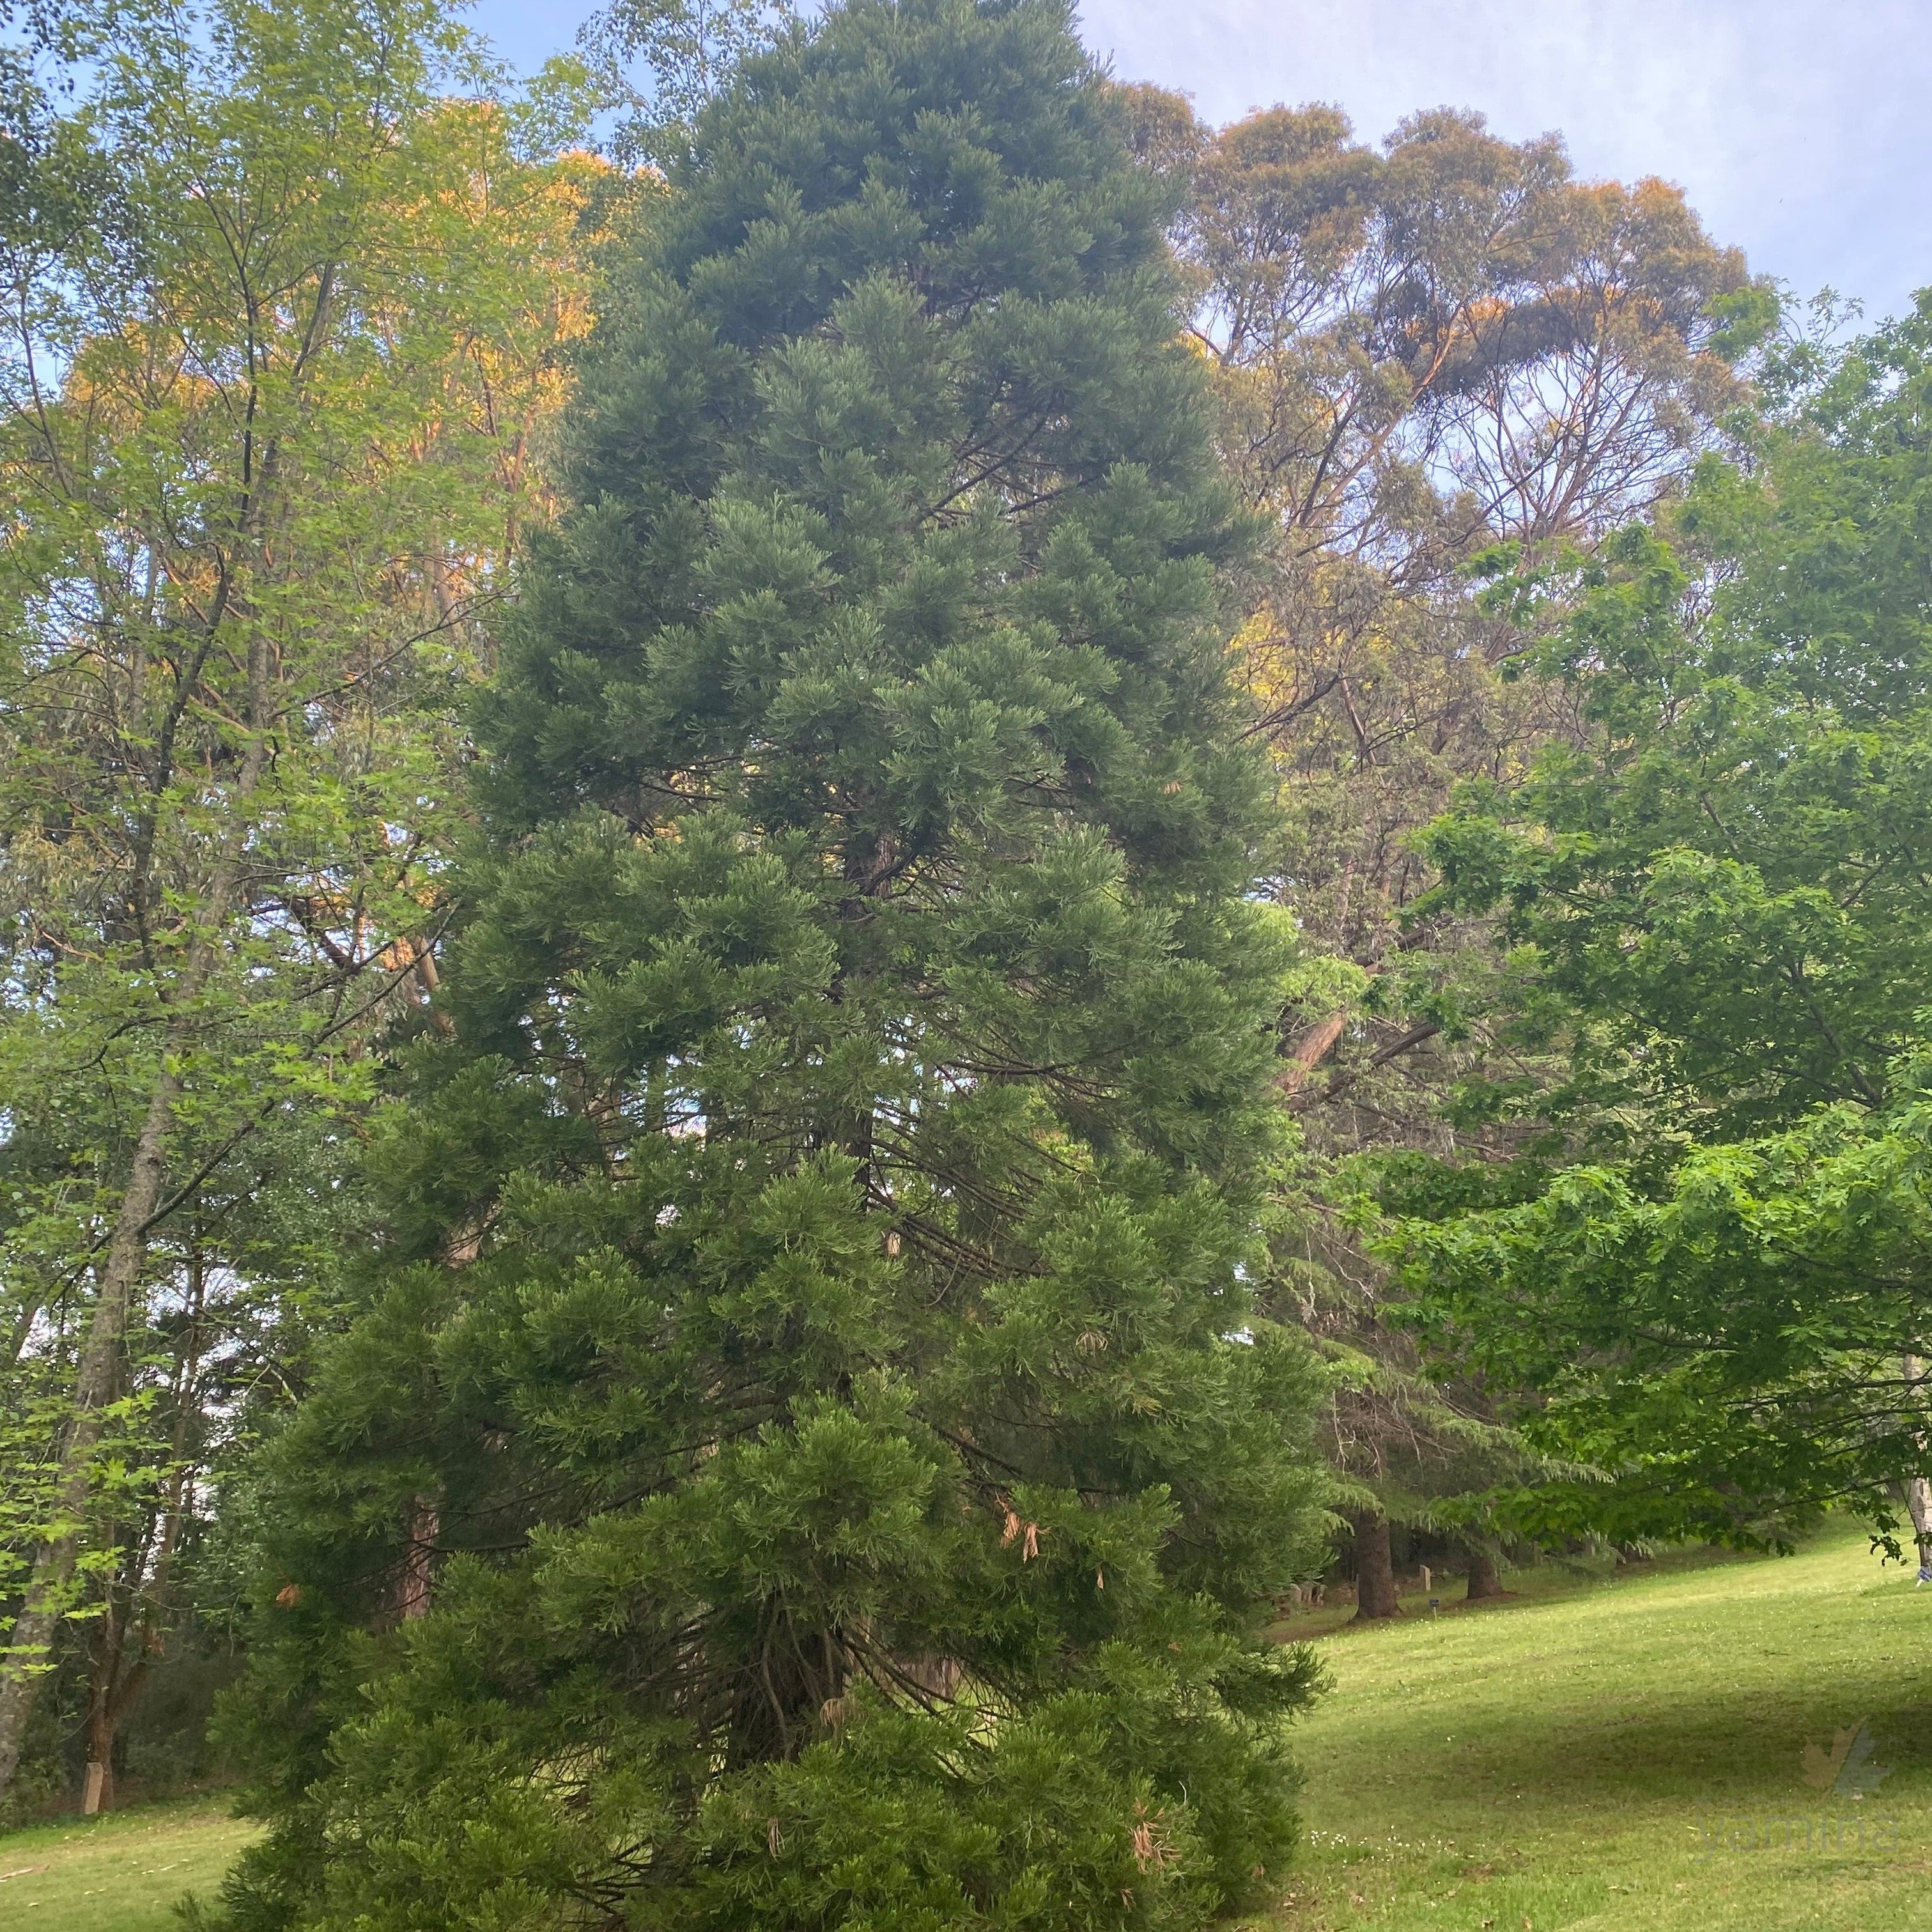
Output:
[
  {"xmin": 77, "ymin": 1241, "xmax": 205, "ymax": 1816},
  {"xmin": 4, "ymin": 1293, "xmax": 45, "ymax": 1375},
  {"xmin": 0, "ymin": 650, "xmax": 268, "ymax": 1804},
  {"xmin": 1907, "ymin": 1476, "xmax": 1932, "ymax": 1577},
  {"xmin": 81, "ymin": 1600, "xmax": 127, "ymax": 1816},
  {"xmin": 1905, "ymin": 1356, "xmax": 1932, "ymax": 1577},
  {"xmin": 1352, "ymin": 1511, "xmax": 1401, "ymax": 1621},
  {"xmin": 81, "ymin": 1565, "xmax": 172, "ymax": 1817},
  {"xmin": 1464, "ymin": 1543, "xmax": 1504, "ymax": 1602},
  {"xmin": 0, "ymin": 1051, "xmax": 185, "ymax": 1802}
]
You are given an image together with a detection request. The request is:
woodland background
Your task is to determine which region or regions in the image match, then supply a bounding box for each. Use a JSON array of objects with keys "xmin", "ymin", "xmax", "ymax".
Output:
[{"xmin": 1, "ymin": 6, "xmax": 1929, "ymax": 1929}]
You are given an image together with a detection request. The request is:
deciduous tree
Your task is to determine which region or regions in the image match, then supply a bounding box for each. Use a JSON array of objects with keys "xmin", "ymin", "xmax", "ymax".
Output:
[
  {"xmin": 1386, "ymin": 295, "xmax": 1932, "ymax": 1547},
  {"xmin": 0, "ymin": 0, "xmax": 599, "ymax": 1802},
  {"xmin": 1116, "ymin": 86, "xmax": 1771, "ymax": 1588}
]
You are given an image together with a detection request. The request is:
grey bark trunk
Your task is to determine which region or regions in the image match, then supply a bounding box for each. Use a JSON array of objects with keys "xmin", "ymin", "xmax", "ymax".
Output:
[
  {"xmin": 0, "ymin": 1053, "xmax": 184, "ymax": 1800},
  {"xmin": 1907, "ymin": 1476, "xmax": 1932, "ymax": 1575},
  {"xmin": 1352, "ymin": 1511, "xmax": 1401, "ymax": 1621},
  {"xmin": 77, "ymin": 1257, "xmax": 203, "ymax": 1816},
  {"xmin": 0, "ymin": 659, "xmax": 267, "ymax": 1804},
  {"xmin": 1905, "ymin": 1355, "xmax": 1932, "ymax": 1576}
]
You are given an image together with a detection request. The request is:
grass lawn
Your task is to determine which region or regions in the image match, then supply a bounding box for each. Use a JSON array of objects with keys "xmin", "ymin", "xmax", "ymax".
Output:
[
  {"xmin": 3, "ymin": 1526, "xmax": 1928, "ymax": 1930},
  {"xmin": 1269, "ymin": 1521, "xmax": 1932, "ymax": 1929},
  {"xmin": 0, "ymin": 1797, "xmax": 255, "ymax": 1929}
]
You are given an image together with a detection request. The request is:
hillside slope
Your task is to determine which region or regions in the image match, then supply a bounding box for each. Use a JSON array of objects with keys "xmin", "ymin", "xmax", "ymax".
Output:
[
  {"xmin": 1, "ymin": 1528, "xmax": 1926, "ymax": 1930},
  {"xmin": 1276, "ymin": 1526, "xmax": 1932, "ymax": 1929}
]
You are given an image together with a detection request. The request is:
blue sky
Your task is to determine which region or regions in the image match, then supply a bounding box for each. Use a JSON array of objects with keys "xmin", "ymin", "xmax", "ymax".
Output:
[{"xmin": 467, "ymin": 0, "xmax": 1932, "ymax": 323}]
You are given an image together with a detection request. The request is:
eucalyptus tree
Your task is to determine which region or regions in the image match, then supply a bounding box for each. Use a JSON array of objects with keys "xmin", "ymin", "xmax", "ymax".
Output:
[{"xmin": 1115, "ymin": 84, "xmax": 1775, "ymax": 1602}]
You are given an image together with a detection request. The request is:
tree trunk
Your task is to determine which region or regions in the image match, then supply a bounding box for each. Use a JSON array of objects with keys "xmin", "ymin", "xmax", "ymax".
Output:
[
  {"xmin": 81, "ymin": 1604, "xmax": 125, "ymax": 1817},
  {"xmin": 0, "ymin": 1052, "xmax": 184, "ymax": 1803},
  {"xmin": 1905, "ymin": 1356, "xmax": 1932, "ymax": 1576},
  {"xmin": 1464, "ymin": 1543, "xmax": 1504, "ymax": 1602},
  {"xmin": 1906, "ymin": 1476, "xmax": 1932, "ymax": 1576},
  {"xmin": 0, "ymin": 648, "xmax": 268, "ymax": 1805},
  {"xmin": 394, "ymin": 1495, "xmax": 440, "ymax": 1622},
  {"xmin": 1352, "ymin": 1512, "xmax": 1401, "ymax": 1621},
  {"xmin": 77, "ymin": 1245, "xmax": 206, "ymax": 1818},
  {"xmin": 4, "ymin": 1294, "xmax": 44, "ymax": 1376}
]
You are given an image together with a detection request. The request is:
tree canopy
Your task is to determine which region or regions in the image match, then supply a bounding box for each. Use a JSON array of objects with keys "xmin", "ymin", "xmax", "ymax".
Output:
[
  {"xmin": 0, "ymin": 0, "xmax": 602, "ymax": 1810},
  {"xmin": 7, "ymin": 0, "xmax": 1932, "ymax": 1913},
  {"xmin": 1385, "ymin": 298, "xmax": 1932, "ymax": 1544}
]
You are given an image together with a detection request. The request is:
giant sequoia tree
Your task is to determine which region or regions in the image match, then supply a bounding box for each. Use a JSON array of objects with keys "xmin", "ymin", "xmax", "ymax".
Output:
[{"xmin": 215, "ymin": 4, "xmax": 1325, "ymax": 1927}]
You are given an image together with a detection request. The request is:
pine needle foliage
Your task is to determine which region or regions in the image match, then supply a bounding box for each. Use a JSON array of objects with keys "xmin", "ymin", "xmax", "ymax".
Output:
[{"xmin": 212, "ymin": 3, "xmax": 1328, "ymax": 1927}]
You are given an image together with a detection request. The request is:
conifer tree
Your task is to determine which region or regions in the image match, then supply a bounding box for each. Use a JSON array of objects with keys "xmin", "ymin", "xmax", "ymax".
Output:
[{"xmin": 215, "ymin": 4, "xmax": 1326, "ymax": 1926}]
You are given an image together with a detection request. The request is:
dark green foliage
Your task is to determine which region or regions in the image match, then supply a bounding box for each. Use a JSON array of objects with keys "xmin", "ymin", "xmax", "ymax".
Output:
[
  {"xmin": 211, "ymin": 4, "xmax": 1327, "ymax": 1926},
  {"xmin": 1381, "ymin": 295, "xmax": 1932, "ymax": 1542}
]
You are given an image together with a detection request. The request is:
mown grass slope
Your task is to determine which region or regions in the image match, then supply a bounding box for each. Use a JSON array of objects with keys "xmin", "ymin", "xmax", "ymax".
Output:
[
  {"xmin": 3, "ymin": 1525, "xmax": 1928, "ymax": 1930},
  {"xmin": 1274, "ymin": 1522, "xmax": 1932, "ymax": 1929}
]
